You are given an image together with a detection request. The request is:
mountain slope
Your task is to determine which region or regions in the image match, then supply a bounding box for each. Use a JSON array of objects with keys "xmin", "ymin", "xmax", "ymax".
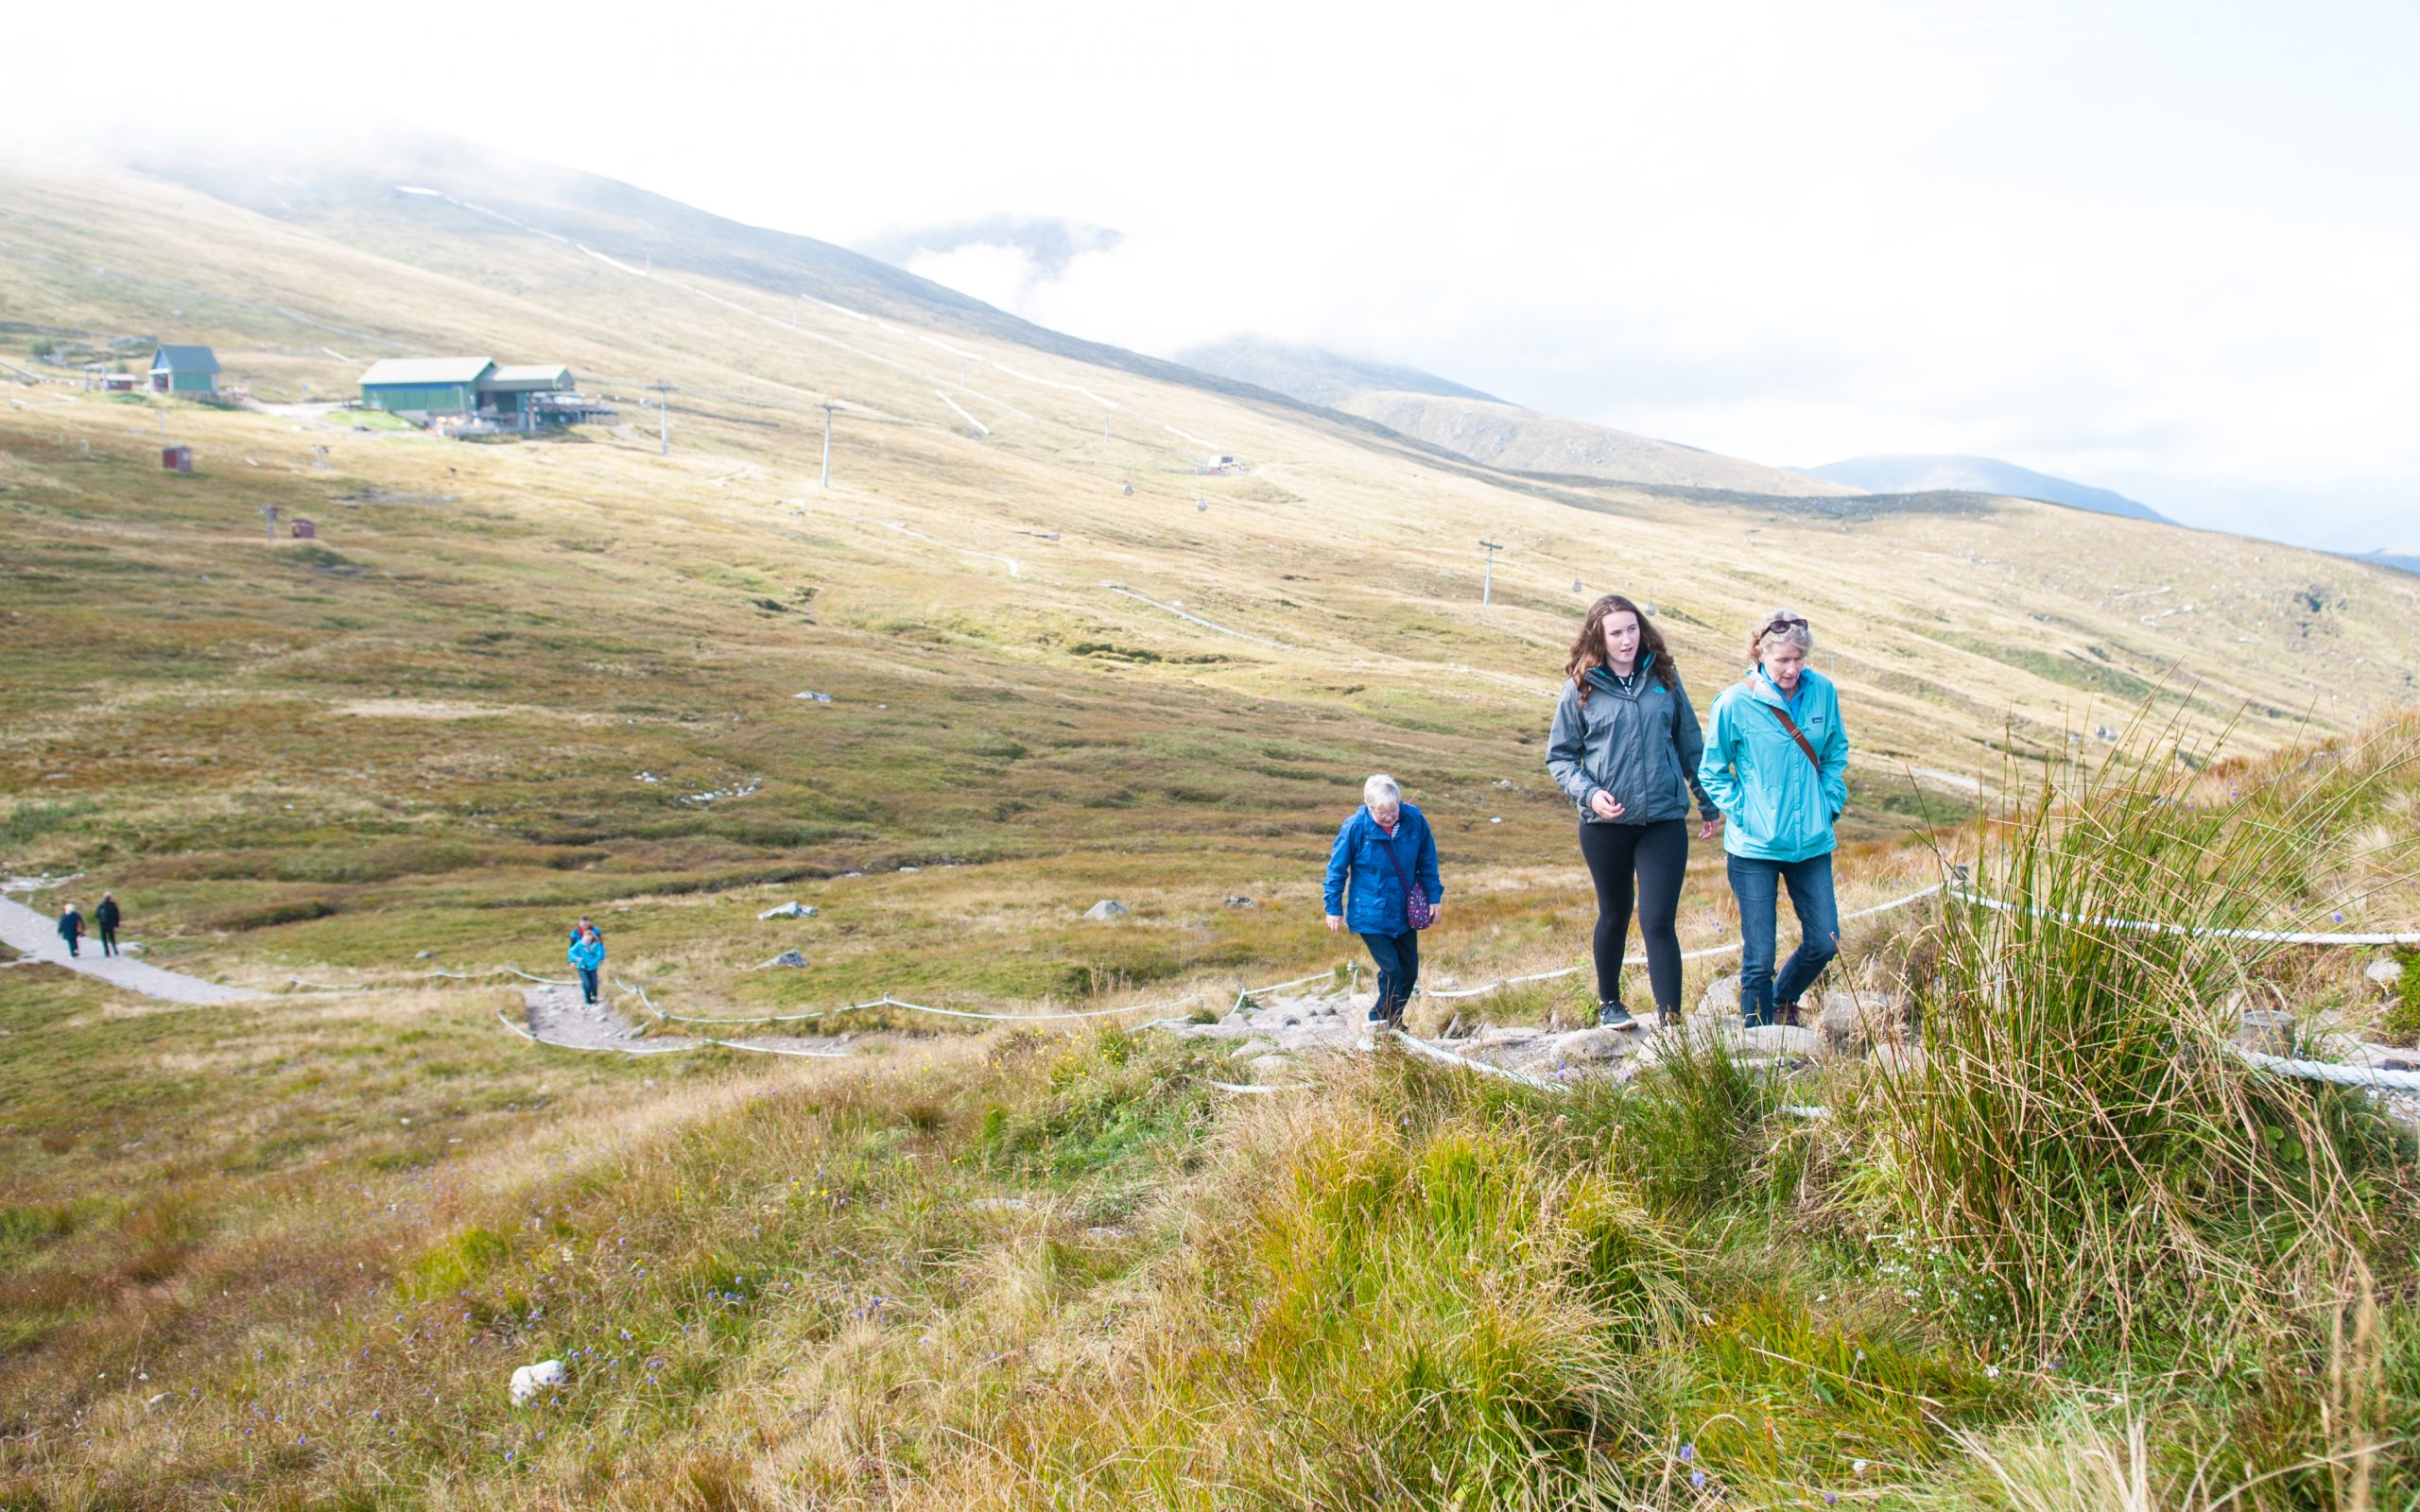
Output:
[
  {"xmin": 1174, "ymin": 335, "xmax": 1503, "ymax": 407},
  {"xmin": 1806, "ymin": 454, "xmax": 2166, "ymax": 522},
  {"xmin": 1336, "ymin": 388, "xmax": 1865, "ymax": 499},
  {"xmin": 1177, "ymin": 335, "xmax": 1854, "ymax": 498}
]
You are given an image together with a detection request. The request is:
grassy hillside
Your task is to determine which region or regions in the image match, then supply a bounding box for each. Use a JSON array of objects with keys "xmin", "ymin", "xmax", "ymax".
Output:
[
  {"xmin": 7, "ymin": 152, "xmax": 2418, "ymax": 1011},
  {"xmin": 0, "ymin": 713, "xmax": 2412, "ymax": 1508}
]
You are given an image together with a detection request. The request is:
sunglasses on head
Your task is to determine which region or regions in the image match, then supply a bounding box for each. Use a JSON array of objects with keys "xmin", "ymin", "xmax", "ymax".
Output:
[{"xmin": 1763, "ymin": 616, "xmax": 1807, "ymax": 635}]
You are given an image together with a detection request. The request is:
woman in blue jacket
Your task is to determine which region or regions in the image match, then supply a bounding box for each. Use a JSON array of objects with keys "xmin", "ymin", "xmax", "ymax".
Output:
[
  {"xmin": 568, "ymin": 923, "xmax": 607, "ymax": 1005},
  {"xmin": 1323, "ymin": 774, "xmax": 1443, "ymax": 1030},
  {"xmin": 1697, "ymin": 609, "xmax": 1850, "ymax": 1028}
]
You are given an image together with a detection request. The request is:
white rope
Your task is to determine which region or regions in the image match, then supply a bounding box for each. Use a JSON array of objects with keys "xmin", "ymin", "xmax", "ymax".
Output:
[
  {"xmin": 1206, "ymin": 1080, "xmax": 1303, "ymax": 1094},
  {"xmin": 288, "ymin": 975, "xmax": 375, "ymax": 992},
  {"xmin": 1950, "ymin": 887, "xmax": 2418, "ymax": 946},
  {"xmin": 1232, "ymin": 965, "xmax": 1347, "ymax": 1012},
  {"xmin": 1386, "ymin": 1026, "xmax": 1569, "ymax": 1094},
  {"xmin": 425, "ymin": 966, "xmax": 580, "ymax": 986},
  {"xmin": 2232, "ymin": 1046, "xmax": 2420, "ymax": 1093},
  {"xmin": 874, "ymin": 991, "xmax": 1199, "ymax": 1022}
]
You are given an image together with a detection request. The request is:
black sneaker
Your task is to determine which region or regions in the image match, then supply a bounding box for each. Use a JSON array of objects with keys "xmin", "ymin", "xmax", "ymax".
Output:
[
  {"xmin": 1597, "ymin": 1001, "xmax": 1639, "ymax": 1030},
  {"xmin": 1776, "ymin": 1002, "xmax": 1804, "ymax": 1027}
]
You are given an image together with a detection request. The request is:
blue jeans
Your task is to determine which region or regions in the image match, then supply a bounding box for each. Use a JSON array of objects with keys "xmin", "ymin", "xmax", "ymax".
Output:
[
  {"xmin": 1359, "ymin": 929, "xmax": 1420, "ymax": 1023},
  {"xmin": 1725, "ymin": 852, "xmax": 1840, "ymax": 1026},
  {"xmin": 578, "ymin": 967, "xmax": 600, "ymax": 1004}
]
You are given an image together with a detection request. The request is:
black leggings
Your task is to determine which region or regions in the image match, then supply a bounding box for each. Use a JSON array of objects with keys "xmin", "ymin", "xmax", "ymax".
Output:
[{"xmin": 1578, "ymin": 818, "xmax": 1688, "ymax": 1013}]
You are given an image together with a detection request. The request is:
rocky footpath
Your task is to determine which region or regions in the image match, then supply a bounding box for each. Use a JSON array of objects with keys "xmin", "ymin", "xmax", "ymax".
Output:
[
  {"xmin": 1152, "ymin": 974, "xmax": 2420, "ymax": 1117},
  {"xmin": 1151, "ymin": 976, "xmax": 1912, "ymax": 1089}
]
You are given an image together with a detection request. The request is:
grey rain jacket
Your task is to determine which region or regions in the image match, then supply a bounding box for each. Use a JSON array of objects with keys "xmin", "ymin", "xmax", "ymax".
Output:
[{"xmin": 1545, "ymin": 658, "xmax": 1715, "ymax": 826}]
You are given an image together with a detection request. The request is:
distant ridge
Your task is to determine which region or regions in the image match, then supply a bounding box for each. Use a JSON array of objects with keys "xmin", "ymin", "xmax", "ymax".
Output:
[
  {"xmin": 1805, "ymin": 455, "xmax": 2167, "ymax": 523},
  {"xmin": 1179, "ymin": 336, "xmax": 1855, "ymax": 498},
  {"xmin": 2347, "ymin": 548, "xmax": 2420, "ymax": 576}
]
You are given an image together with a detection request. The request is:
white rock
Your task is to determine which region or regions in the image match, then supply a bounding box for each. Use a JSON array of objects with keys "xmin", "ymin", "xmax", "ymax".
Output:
[
  {"xmin": 1740, "ymin": 1024, "xmax": 1820, "ymax": 1058},
  {"xmin": 1248, "ymin": 1054, "xmax": 1296, "ymax": 1082},
  {"xmin": 759, "ymin": 950, "xmax": 808, "ymax": 969},
  {"xmin": 1082, "ymin": 900, "xmax": 1131, "ymax": 920},
  {"xmin": 510, "ymin": 1359, "xmax": 564, "ymax": 1405},
  {"xmin": 1228, "ymin": 1039, "xmax": 1278, "ymax": 1058},
  {"xmin": 2365, "ymin": 957, "xmax": 2405, "ymax": 987},
  {"xmin": 1698, "ymin": 976, "xmax": 1741, "ymax": 1019},
  {"xmin": 759, "ymin": 901, "xmax": 819, "ymax": 919}
]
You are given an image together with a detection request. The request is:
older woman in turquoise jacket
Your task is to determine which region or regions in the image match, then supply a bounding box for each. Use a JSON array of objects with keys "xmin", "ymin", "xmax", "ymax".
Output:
[{"xmin": 1697, "ymin": 609, "xmax": 1850, "ymax": 1028}]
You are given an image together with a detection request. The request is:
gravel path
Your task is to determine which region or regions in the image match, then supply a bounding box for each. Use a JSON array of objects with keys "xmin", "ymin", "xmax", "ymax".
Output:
[
  {"xmin": 514, "ymin": 983, "xmax": 850, "ymax": 1058},
  {"xmin": 0, "ymin": 895, "xmax": 264, "ymax": 1005}
]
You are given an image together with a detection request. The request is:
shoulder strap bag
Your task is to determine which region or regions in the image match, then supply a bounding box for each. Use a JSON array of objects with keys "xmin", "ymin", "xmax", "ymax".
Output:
[
  {"xmin": 1759, "ymin": 698, "xmax": 1823, "ymax": 768},
  {"xmin": 1377, "ymin": 825, "xmax": 1437, "ymax": 931}
]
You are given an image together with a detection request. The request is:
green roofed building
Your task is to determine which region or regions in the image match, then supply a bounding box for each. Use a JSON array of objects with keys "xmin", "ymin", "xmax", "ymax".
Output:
[
  {"xmin": 358, "ymin": 356, "xmax": 495, "ymax": 417},
  {"xmin": 149, "ymin": 345, "xmax": 220, "ymax": 395}
]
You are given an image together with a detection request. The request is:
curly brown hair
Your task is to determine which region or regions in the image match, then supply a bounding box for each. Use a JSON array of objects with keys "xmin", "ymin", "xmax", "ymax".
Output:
[{"xmin": 1565, "ymin": 593, "xmax": 1678, "ymax": 702}]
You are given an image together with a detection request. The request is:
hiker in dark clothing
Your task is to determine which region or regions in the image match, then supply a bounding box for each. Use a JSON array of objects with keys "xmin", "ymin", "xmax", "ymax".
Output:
[
  {"xmin": 1547, "ymin": 593, "xmax": 1721, "ymax": 1030},
  {"xmin": 1323, "ymin": 774, "xmax": 1443, "ymax": 1034},
  {"xmin": 569, "ymin": 915, "xmax": 603, "ymax": 949},
  {"xmin": 95, "ymin": 892, "xmax": 121, "ymax": 956},
  {"xmin": 57, "ymin": 903, "xmax": 84, "ymax": 958}
]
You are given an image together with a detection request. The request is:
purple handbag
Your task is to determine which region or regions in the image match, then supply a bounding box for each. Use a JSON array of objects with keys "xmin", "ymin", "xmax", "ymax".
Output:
[{"xmin": 1379, "ymin": 831, "xmax": 1437, "ymax": 931}]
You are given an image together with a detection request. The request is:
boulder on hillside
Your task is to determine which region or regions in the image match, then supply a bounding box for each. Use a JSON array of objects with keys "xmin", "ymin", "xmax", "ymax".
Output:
[
  {"xmin": 1223, "ymin": 895, "xmax": 1257, "ymax": 909},
  {"xmin": 2366, "ymin": 956, "xmax": 2405, "ymax": 988},
  {"xmin": 759, "ymin": 901, "xmax": 819, "ymax": 919},
  {"xmin": 760, "ymin": 950, "xmax": 808, "ymax": 969},
  {"xmin": 1082, "ymin": 900, "xmax": 1131, "ymax": 920}
]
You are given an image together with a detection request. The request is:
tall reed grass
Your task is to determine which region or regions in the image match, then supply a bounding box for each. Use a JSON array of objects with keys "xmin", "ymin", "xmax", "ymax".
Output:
[{"xmin": 1877, "ymin": 713, "xmax": 2416, "ymax": 1358}]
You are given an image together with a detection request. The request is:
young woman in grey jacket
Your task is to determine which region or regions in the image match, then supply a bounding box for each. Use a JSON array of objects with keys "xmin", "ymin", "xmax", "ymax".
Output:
[{"xmin": 1546, "ymin": 594, "xmax": 1720, "ymax": 1028}]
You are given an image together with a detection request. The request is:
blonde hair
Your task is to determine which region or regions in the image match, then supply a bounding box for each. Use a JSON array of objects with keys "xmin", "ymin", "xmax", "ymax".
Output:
[{"xmin": 1746, "ymin": 607, "xmax": 1814, "ymax": 668}]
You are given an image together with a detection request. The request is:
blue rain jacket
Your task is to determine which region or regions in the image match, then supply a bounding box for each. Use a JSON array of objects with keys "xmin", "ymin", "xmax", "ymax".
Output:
[
  {"xmin": 1322, "ymin": 803, "xmax": 1443, "ymax": 934},
  {"xmin": 1698, "ymin": 667, "xmax": 1850, "ymax": 862}
]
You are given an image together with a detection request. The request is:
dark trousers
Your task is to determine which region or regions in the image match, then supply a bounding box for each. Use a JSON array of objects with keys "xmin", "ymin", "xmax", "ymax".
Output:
[
  {"xmin": 61, "ymin": 934, "xmax": 79, "ymax": 958},
  {"xmin": 1725, "ymin": 851, "xmax": 1841, "ymax": 1026},
  {"xmin": 578, "ymin": 967, "xmax": 600, "ymax": 1005},
  {"xmin": 1578, "ymin": 818, "xmax": 1688, "ymax": 1013},
  {"xmin": 99, "ymin": 927, "xmax": 118, "ymax": 956},
  {"xmin": 1359, "ymin": 929, "xmax": 1420, "ymax": 1023}
]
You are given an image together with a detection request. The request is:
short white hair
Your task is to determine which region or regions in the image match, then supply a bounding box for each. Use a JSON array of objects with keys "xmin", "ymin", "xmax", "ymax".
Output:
[{"xmin": 1362, "ymin": 773, "xmax": 1401, "ymax": 809}]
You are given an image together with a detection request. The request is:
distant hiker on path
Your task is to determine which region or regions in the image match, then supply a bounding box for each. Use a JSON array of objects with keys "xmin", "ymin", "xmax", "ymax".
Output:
[
  {"xmin": 570, "ymin": 915, "xmax": 603, "ymax": 948},
  {"xmin": 57, "ymin": 902, "xmax": 84, "ymax": 959},
  {"xmin": 1699, "ymin": 609, "xmax": 1851, "ymax": 1028},
  {"xmin": 1324, "ymin": 773, "xmax": 1443, "ymax": 1035},
  {"xmin": 568, "ymin": 924, "xmax": 606, "ymax": 1006},
  {"xmin": 1547, "ymin": 593, "xmax": 1720, "ymax": 1030},
  {"xmin": 95, "ymin": 892, "xmax": 121, "ymax": 956}
]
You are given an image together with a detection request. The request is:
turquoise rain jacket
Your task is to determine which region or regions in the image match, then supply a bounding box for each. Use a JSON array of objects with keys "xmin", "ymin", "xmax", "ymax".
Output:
[
  {"xmin": 1322, "ymin": 803, "xmax": 1443, "ymax": 934},
  {"xmin": 568, "ymin": 933, "xmax": 606, "ymax": 971},
  {"xmin": 1698, "ymin": 667, "xmax": 1850, "ymax": 862}
]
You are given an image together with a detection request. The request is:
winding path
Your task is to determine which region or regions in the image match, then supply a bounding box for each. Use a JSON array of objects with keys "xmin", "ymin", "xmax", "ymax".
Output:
[{"xmin": 0, "ymin": 896, "xmax": 263, "ymax": 1005}]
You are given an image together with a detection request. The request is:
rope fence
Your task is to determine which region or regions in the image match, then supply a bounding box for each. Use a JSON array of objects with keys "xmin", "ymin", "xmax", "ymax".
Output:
[{"xmin": 1948, "ymin": 887, "xmax": 2420, "ymax": 947}]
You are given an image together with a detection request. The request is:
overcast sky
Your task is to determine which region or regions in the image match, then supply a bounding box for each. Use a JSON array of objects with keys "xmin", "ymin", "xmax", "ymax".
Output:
[{"xmin": 22, "ymin": 1, "xmax": 2418, "ymax": 549}]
